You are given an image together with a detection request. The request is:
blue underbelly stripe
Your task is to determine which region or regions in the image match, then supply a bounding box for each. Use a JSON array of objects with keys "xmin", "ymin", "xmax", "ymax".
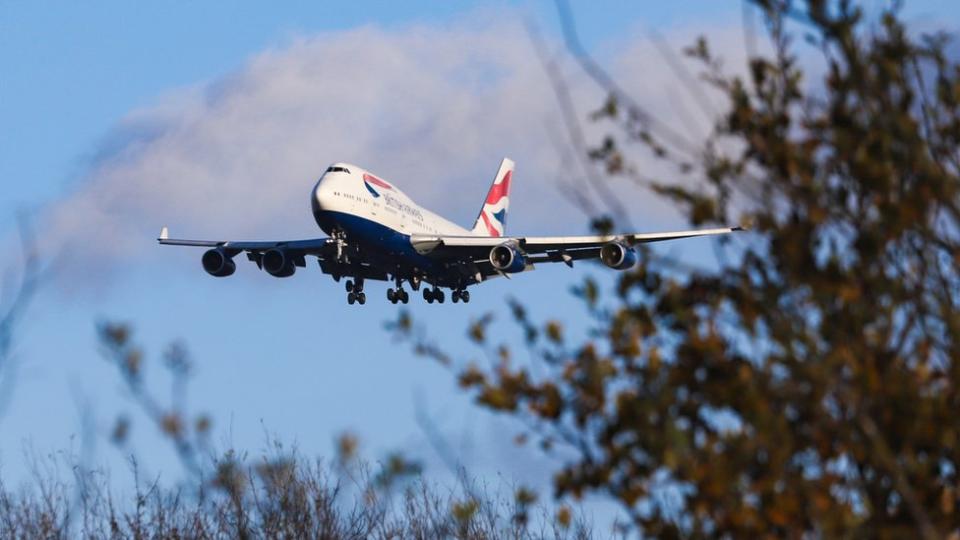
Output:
[{"xmin": 315, "ymin": 210, "xmax": 443, "ymax": 272}]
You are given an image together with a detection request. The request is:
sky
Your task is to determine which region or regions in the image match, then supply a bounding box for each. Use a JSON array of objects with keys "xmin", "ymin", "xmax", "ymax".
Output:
[{"xmin": 1, "ymin": 0, "xmax": 958, "ymax": 524}]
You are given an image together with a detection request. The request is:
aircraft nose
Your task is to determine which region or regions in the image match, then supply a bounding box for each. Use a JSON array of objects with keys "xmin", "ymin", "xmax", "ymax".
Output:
[{"xmin": 312, "ymin": 181, "xmax": 330, "ymax": 212}]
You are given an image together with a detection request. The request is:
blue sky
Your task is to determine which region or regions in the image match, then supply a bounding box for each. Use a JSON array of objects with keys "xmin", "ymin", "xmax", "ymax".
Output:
[
  {"xmin": 0, "ymin": 0, "xmax": 739, "ymax": 217},
  {"xmin": 1, "ymin": 0, "xmax": 957, "ymax": 521}
]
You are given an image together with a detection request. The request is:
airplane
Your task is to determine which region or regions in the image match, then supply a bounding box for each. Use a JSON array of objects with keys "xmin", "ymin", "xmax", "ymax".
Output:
[{"xmin": 158, "ymin": 158, "xmax": 742, "ymax": 305}]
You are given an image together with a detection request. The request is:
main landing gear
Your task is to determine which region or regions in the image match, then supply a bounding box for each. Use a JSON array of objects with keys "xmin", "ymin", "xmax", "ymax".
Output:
[
  {"xmin": 423, "ymin": 287, "xmax": 445, "ymax": 304},
  {"xmin": 422, "ymin": 286, "xmax": 470, "ymax": 304},
  {"xmin": 387, "ymin": 286, "xmax": 410, "ymax": 304},
  {"xmin": 387, "ymin": 288, "xmax": 409, "ymax": 304},
  {"xmin": 342, "ymin": 277, "xmax": 467, "ymax": 306},
  {"xmin": 345, "ymin": 279, "xmax": 366, "ymax": 305},
  {"xmin": 386, "ymin": 274, "xmax": 410, "ymax": 304}
]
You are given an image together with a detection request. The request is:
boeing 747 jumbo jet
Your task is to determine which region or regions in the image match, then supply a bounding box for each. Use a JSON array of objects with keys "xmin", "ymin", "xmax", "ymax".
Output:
[{"xmin": 159, "ymin": 159, "xmax": 742, "ymax": 305}]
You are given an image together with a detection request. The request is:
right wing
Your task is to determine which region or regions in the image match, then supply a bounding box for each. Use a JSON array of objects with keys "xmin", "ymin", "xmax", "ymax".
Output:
[
  {"xmin": 158, "ymin": 226, "xmax": 331, "ymax": 254},
  {"xmin": 157, "ymin": 227, "xmax": 387, "ymax": 280}
]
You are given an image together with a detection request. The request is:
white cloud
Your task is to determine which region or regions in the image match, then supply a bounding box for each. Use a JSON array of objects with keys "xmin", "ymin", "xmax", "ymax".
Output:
[{"xmin": 38, "ymin": 13, "xmax": 746, "ymax": 283}]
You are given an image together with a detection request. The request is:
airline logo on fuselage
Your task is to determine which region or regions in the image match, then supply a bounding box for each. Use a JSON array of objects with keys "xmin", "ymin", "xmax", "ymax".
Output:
[{"xmin": 363, "ymin": 173, "xmax": 393, "ymax": 198}]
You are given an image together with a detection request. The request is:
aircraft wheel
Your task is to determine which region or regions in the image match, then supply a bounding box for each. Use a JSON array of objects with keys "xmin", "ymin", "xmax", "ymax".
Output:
[
  {"xmin": 347, "ymin": 292, "xmax": 356, "ymax": 305},
  {"xmin": 387, "ymin": 288, "xmax": 396, "ymax": 303},
  {"xmin": 346, "ymin": 280, "xmax": 354, "ymax": 293},
  {"xmin": 461, "ymin": 290, "xmax": 470, "ymax": 303},
  {"xmin": 436, "ymin": 289, "xmax": 445, "ymax": 304},
  {"xmin": 452, "ymin": 290, "xmax": 460, "ymax": 303},
  {"xmin": 357, "ymin": 292, "xmax": 366, "ymax": 305},
  {"xmin": 400, "ymin": 290, "xmax": 409, "ymax": 303},
  {"xmin": 423, "ymin": 288, "xmax": 433, "ymax": 303}
]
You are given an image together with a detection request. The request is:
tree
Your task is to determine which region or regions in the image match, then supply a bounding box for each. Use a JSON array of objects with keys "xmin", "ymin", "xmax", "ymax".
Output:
[{"xmin": 395, "ymin": 1, "xmax": 960, "ymax": 536}]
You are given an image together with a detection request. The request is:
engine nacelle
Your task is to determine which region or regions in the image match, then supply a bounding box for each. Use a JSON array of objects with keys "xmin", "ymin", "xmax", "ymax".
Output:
[
  {"xmin": 201, "ymin": 248, "xmax": 236, "ymax": 277},
  {"xmin": 263, "ymin": 249, "xmax": 295, "ymax": 278},
  {"xmin": 600, "ymin": 241, "xmax": 637, "ymax": 270},
  {"xmin": 489, "ymin": 243, "xmax": 526, "ymax": 274}
]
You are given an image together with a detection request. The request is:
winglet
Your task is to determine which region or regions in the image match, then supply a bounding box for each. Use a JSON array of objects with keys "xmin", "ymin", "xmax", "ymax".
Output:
[{"xmin": 159, "ymin": 226, "xmax": 169, "ymax": 241}]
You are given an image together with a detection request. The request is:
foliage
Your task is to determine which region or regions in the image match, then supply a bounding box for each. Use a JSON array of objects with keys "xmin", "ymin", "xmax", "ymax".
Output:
[
  {"xmin": 395, "ymin": 1, "xmax": 960, "ymax": 537},
  {"xmin": 0, "ymin": 451, "xmax": 594, "ymax": 539},
  {"xmin": 29, "ymin": 323, "xmax": 591, "ymax": 539}
]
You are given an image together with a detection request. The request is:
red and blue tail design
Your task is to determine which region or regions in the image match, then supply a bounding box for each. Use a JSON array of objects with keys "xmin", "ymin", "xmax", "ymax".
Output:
[{"xmin": 471, "ymin": 158, "xmax": 514, "ymax": 237}]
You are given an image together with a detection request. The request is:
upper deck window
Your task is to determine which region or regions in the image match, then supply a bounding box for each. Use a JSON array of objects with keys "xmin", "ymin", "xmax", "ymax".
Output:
[{"xmin": 325, "ymin": 166, "xmax": 351, "ymax": 173}]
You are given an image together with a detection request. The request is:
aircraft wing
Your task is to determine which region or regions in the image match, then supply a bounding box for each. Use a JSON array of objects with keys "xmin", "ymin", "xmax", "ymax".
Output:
[
  {"xmin": 410, "ymin": 225, "xmax": 743, "ymax": 266},
  {"xmin": 157, "ymin": 226, "xmax": 392, "ymax": 281},
  {"xmin": 157, "ymin": 227, "xmax": 331, "ymax": 254}
]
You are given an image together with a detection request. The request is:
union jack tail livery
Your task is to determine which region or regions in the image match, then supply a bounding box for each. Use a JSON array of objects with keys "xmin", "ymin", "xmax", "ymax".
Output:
[{"xmin": 471, "ymin": 158, "xmax": 514, "ymax": 237}]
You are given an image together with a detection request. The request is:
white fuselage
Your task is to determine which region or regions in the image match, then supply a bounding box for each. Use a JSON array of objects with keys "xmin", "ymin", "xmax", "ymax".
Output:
[{"xmin": 311, "ymin": 163, "xmax": 471, "ymax": 240}]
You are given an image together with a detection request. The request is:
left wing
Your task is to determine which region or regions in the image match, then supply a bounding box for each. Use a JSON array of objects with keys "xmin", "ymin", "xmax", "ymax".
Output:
[{"xmin": 410, "ymin": 225, "xmax": 743, "ymax": 269}]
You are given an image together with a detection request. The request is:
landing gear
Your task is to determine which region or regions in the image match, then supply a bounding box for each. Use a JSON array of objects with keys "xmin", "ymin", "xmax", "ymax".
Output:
[
  {"xmin": 423, "ymin": 287, "xmax": 445, "ymax": 304},
  {"xmin": 451, "ymin": 289, "xmax": 471, "ymax": 303},
  {"xmin": 332, "ymin": 229, "xmax": 350, "ymax": 264},
  {"xmin": 346, "ymin": 279, "xmax": 365, "ymax": 305},
  {"xmin": 386, "ymin": 274, "xmax": 410, "ymax": 305},
  {"xmin": 387, "ymin": 287, "xmax": 409, "ymax": 304}
]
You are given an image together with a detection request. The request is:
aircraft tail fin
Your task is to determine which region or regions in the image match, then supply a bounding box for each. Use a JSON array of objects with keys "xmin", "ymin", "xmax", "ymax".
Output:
[{"xmin": 471, "ymin": 158, "xmax": 514, "ymax": 237}]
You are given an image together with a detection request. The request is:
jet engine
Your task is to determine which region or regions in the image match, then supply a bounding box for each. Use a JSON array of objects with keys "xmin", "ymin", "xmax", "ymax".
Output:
[
  {"xmin": 263, "ymin": 249, "xmax": 296, "ymax": 277},
  {"xmin": 489, "ymin": 243, "xmax": 526, "ymax": 274},
  {"xmin": 201, "ymin": 248, "xmax": 236, "ymax": 277},
  {"xmin": 599, "ymin": 241, "xmax": 637, "ymax": 270}
]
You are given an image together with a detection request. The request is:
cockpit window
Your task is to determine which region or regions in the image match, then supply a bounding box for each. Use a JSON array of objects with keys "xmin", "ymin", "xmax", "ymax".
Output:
[{"xmin": 325, "ymin": 166, "xmax": 351, "ymax": 173}]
